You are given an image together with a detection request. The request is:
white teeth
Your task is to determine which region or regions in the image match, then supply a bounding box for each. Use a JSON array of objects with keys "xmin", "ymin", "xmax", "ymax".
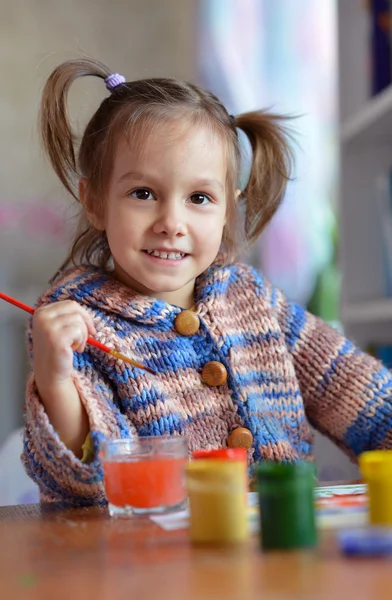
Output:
[{"xmin": 146, "ymin": 250, "xmax": 185, "ymax": 260}]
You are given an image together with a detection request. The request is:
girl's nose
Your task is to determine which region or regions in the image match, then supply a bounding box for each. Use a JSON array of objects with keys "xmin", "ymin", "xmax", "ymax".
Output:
[{"xmin": 152, "ymin": 202, "xmax": 187, "ymax": 237}]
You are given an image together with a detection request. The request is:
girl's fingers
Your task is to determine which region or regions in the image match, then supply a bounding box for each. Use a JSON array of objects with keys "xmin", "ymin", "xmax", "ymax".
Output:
[
  {"xmin": 80, "ymin": 310, "xmax": 96, "ymax": 337},
  {"xmin": 62, "ymin": 324, "xmax": 88, "ymax": 353},
  {"xmin": 35, "ymin": 301, "xmax": 96, "ymax": 335},
  {"xmin": 36, "ymin": 300, "xmax": 81, "ymax": 318}
]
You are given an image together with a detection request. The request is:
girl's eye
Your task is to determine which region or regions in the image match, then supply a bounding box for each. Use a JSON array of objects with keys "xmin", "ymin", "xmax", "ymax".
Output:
[
  {"xmin": 130, "ymin": 188, "xmax": 154, "ymax": 201},
  {"xmin": 189, "ymin": 193, "xmax": 212, "ymax": 205}
]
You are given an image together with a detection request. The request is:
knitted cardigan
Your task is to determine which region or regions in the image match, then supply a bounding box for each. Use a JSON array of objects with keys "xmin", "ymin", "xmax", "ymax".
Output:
[{"xmin": 22, "ymin": 260, "xmax": 392, "ymax": 505}]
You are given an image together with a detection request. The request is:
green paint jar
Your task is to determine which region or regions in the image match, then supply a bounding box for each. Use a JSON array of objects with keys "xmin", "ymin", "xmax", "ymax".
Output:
[{"xmin": 256, "ymin": 461, "xmax": 317, "ymax": 551}]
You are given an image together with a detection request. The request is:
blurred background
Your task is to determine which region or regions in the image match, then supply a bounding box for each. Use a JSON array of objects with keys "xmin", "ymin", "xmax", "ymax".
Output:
[{"xmin": 5, "ymin": 0, "xmax": 388, "ymax": 502}]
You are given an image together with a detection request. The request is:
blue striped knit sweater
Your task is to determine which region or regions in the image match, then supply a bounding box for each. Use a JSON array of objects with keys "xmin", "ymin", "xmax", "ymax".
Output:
[{"xmin": 22, "ymin": 260, "xmax": 392, "ymax": 505}]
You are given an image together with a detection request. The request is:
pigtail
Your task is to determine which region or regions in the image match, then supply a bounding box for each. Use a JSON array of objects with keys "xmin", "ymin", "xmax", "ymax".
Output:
[
  {"xmin": 39, "ymin": 59, "xmax": 111, "ymax": 200},
  {"xmin": 235, "ymin": 111, "xmax": 294, "ymax": 245}
]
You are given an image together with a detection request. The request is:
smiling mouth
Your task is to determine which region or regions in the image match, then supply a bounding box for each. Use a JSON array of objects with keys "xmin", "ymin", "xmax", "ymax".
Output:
[{"xmin": 143, "ymin": 250, "xmax": 188, "ymax": 260}]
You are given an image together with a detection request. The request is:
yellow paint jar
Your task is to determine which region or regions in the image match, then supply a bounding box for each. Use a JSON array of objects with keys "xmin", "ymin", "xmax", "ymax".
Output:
[
  {"xmin": 186, "ymin": 459, "xmax": 248, "ymax": 545},
  {"xmin": 359, "ymin": 450, "xmax": 392, "ymax": 525}
]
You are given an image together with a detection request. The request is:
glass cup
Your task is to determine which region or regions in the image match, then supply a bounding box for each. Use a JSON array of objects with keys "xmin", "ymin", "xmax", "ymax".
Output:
[{"xmin": 100, "ymin": 436, "xmax": 188, "ymax": 517}]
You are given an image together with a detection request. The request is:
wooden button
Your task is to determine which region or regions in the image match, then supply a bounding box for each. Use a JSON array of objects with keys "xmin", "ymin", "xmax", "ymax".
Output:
[
  {"xmin": 227, "ymin": 427, "xmax": 253, "ymax": 450},
  {"xmin": 201, "ymin": 361, "xmax": 227, "ymax": 387},
  {"xmin": 174, "ymin": 310, "xmax": 200, "ymax": 336}
]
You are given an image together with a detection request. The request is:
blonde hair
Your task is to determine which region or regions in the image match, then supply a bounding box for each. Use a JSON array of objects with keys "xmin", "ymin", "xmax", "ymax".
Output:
[{"xmin": 40, "ymin": 58, "xmax": 293, "ymax": 272}]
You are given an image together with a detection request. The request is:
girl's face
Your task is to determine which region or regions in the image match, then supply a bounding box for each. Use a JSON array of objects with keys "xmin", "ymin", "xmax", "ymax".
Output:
[{"xmin": 94, "ymin": 120, "xmax": 228, "ymax": 308}]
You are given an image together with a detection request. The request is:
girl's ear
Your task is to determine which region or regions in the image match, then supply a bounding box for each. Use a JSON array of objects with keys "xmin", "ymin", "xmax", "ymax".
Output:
[{"xmin": 78, "ymin": 178, "xmax": 105, "ymax": 231}]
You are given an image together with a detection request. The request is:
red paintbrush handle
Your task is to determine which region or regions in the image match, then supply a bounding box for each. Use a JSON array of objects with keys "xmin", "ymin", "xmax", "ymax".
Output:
[
  {"xmin": 87, "ymin": 337, "xmax": 112, "ymax": 353},
  {"xmin": 0, "ymin": 292, "xmax": 34, "ymax": 315}
]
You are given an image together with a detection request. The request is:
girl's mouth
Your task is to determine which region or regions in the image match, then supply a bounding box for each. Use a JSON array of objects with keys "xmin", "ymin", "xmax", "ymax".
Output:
[{"xmin": 143, "ymin": 250, "xmax": 187, "ymax": 261}]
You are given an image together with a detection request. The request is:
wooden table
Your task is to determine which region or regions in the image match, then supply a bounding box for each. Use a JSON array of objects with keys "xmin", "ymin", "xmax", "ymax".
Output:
[{"xmin": 1, "ymin": 503, "xmax": 391, "ymax": 600}]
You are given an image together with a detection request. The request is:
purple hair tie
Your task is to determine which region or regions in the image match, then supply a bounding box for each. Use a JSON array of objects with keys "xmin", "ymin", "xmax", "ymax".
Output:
[{"xmin": 105, "ymin": 73, "xmax": 126, "ymax": 92}]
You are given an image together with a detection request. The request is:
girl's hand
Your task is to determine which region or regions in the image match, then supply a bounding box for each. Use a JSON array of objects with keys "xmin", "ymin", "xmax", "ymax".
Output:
[
  {"xmin": 31, "ymin": 300, "xmax": 96, "ymax": 457},
  {"xmin": 32, "ymin": 300, "xmax": 96, "ymax": 390}
]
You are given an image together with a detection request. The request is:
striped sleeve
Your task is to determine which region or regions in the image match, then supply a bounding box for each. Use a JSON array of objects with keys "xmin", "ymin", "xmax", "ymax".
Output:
[
  {"xmin": 22, "ymin": 352, "xmax": 135, "ymax": 506},
  {"xmin": 22, "ymin": 372, "xmax": 106, "ymax": 506},
  {"xmin": 21, "ymin": 295, "xmax": 139, "ymax": 506},
  {"xmin": 274, "ymin": 288, "xmax": 392, "ymax": 458}
]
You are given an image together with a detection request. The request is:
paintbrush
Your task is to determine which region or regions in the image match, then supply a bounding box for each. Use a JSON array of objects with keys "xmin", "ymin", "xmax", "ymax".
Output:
[{"xmin": 0, "ymin": 291, "xmax": 155, "ymax": 374}]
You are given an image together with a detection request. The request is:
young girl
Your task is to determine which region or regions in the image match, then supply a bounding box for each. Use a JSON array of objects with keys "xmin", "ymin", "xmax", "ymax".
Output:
[{"xmin": 23, "ymin": 58, "xmax": 392, "ymax": 506}]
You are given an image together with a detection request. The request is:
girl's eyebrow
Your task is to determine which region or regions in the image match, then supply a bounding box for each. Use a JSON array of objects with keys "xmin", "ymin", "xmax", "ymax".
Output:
[
  {"xmin": 117, "ymin": 171, "xmax": 144, "ymax": 184},
  {"xmin": 194, "ymin": 179, "xmax": 224, "ymax": 191},
  {"xmin": 117, "ymin": 172, "xmax": 224, "ymax": 191}
]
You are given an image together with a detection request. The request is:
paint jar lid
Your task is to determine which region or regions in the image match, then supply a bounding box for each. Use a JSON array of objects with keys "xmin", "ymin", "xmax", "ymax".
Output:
[
  {"xmin": 192, "ymin": 448, "xmax": 247, "ymax": 461},
  {"xmin": 359, "ymin": 450, "xmax": 392, "ymax": 480}
]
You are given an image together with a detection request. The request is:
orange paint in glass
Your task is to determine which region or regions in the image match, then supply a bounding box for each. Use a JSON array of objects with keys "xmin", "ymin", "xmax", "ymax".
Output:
[{"xmin": 103, "ymin": 456, "xmax": 187, "ymax": 508}]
